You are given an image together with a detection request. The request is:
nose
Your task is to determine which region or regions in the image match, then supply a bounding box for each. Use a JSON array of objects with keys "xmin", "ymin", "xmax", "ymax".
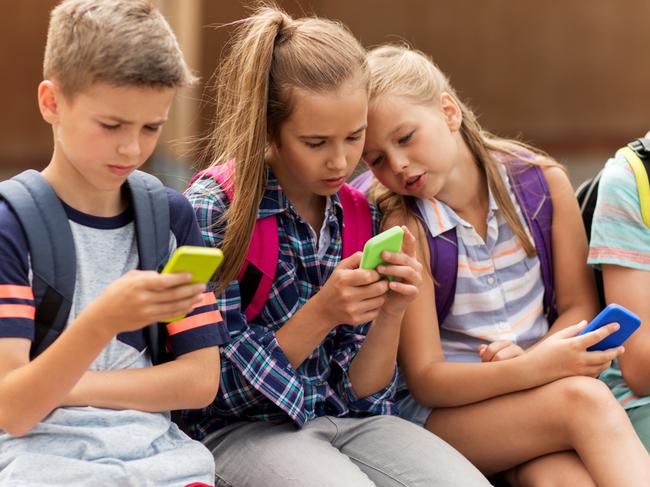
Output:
[
  {"xmin": 388, "ymin": 154, "xmax": 409, "ymax": 174},
  {"xmin": 327, "ymin": 144, "xmax": 348, "ymax": 171},
  {"xmin": 117, "ymin": 133, "xmax": 141, "ymax": 159}
]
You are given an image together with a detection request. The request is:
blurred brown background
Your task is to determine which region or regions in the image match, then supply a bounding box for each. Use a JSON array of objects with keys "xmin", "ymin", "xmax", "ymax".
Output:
[{"xmin": 2, "ymin": 0, "xmax": 649, "ymax": 188}]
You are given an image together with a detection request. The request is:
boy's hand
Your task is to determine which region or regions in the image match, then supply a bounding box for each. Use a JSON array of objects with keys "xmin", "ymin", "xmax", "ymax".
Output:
[
  {"xmin": 80, "ymin": 270, "xmax": 206, "ymax": 336},
  {"xmin": 313, "ymin": 252, "xmax": 389, "ymax": 328},
  {"xmin": 478, "ymin": 341, "xmax": 525, "ymax": 362},
  {"xmin": 527, "ymin": 320, "xmax": 624, "ymax": 381},
  {"xmin": 375, "ymin": 226, "xmax": 422, "ymax": 318}
]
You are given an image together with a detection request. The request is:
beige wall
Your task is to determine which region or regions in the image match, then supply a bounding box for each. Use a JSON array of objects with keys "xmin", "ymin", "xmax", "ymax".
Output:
[{"xmin": 2, "ymin": 0, "xmax": 650, "ymax": 183}]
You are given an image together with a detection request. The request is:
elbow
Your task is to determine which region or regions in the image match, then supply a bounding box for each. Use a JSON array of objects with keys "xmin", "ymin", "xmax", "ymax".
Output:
[
  {"xmin": 0, "ymin": 410, "xmax": 36, "ymax": 437},
  {"xmin": 620, "ymin": 364, "xmax": 650, "ymax": 398}
]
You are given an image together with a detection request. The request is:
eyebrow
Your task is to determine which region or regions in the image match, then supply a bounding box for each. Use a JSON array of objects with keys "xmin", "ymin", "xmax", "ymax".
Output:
[
  {"xmin": 101, "ymin": 115, "xmax": 168, "ymax": 125},
  {"xmin": 299, "ymin": 124, "xmax": 368, "ymax": 140}
]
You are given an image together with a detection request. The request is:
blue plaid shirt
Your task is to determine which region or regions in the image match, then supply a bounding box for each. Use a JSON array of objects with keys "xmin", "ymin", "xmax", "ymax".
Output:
[{"xmin": 183, "ymin": 169, "xmax": 398, "ymax": 439}]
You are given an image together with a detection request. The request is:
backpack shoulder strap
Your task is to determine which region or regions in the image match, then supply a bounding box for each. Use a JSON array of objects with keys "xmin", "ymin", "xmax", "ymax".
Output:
[
  {"xmin": 618, "ymin": 138, "xmax": 650, "ymax": 228},
  {"xmin": 0, "ymin": 170, "xmax": 76, "ymax": 358},
  {"xmin": 338, "ymin": 183, "xmax": 373, "ymax": 257},
  {"xmin": 409, "ymin": 200, "xmax": 458, "ymax": 324},
  {"xmin": 125, "ymin": 170, "xmax": 170, "ymax": 365},
  {"xmin": 506, "ymin": 162, "xmax": 557, "ymax": 323},
  {"xmin": 189, "ymin": 162, "xmax": 278, "ymax": 323}
]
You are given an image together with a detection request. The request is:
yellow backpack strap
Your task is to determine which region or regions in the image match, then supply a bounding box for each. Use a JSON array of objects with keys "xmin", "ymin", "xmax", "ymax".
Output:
[{"xmin": 617, "ymin": 143, "xmax": 650, "ymax": 228}]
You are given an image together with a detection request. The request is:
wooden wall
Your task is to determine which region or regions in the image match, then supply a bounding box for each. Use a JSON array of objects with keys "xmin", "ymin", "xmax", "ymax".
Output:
[{"xmin": 2, "ymin": 0, "xmax": 650, "ymax": 182}]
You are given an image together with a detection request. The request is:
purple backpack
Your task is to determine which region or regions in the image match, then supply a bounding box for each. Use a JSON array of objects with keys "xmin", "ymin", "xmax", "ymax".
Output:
[
  {"xmin": 191, "ymin": 161, "xmax": 374, "ymax": 322},
  {"xmin": 351, "ymin": 163, "xmax": 557, "ymax": 325}
]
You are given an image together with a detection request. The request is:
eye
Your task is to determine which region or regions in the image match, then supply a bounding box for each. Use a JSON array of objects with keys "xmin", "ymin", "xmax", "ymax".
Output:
[
  {"xmin": 369, "ymin": 155, "xmax": 384, "ymax": 167},
  {"xmin": 305, "ymin": 140, "xmax": 325, "ymax": 149},
  {"xmin": 347, "ymin": 134, "xmax": 363, "ymax": 142},
  {"xmin": 143, "ymin": 125, "xmax": 162, "ymax": 133},
  {"xmin": 100, "ymin": 122, "xmax": 120, "ymax": 131},
  {"xmin": 398, "ymin": 131, "xmax": 414, "ymax": 144}
]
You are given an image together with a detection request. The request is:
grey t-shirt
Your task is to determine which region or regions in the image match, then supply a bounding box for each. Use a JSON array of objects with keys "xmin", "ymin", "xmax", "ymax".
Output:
[{"xmin": 0, "ymin": 191, "xmax": 227, "ymax": 486}]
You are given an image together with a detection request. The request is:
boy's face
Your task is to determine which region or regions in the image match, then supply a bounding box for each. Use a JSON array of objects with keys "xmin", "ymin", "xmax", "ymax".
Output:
[{"xmin": 42, "ymin": 81, "xmax": 176, "ymax": 192}]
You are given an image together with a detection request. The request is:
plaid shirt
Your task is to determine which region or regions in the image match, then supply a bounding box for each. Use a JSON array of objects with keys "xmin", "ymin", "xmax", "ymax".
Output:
[{"xmin": 183, "ymin": 169, "xmax": 398, "ymax": 439}]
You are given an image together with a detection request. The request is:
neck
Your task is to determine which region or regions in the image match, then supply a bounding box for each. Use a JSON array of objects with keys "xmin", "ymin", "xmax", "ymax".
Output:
[
  {"xmin": 437, "ymin": 139, "xmax": 489, "ymax": 218},
  {"xmin": 42, "ymin": 149, "xmax": 126, "ymax": 217}
]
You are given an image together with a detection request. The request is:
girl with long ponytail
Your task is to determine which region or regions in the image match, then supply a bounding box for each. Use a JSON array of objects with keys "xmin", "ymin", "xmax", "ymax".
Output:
[{"xmin": 184, "ymin": 7, "xmax": 490, "ymax": 487}]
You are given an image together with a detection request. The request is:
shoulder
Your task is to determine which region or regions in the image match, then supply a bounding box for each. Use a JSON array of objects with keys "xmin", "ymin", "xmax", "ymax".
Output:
[
  {"xmin": 598, "ymin": 154, "xmax": 639, "ymax": 203},
  {"xmin": 540, "ymin": 164, "xmax": 574, "ymax": 201},
  {"xmin": 184, "ymin": 176, "xmax": 229, "ymax": 227},
  {"xmin": 0, "ymin": 200, "xmax": 30, "ymax": 279}
]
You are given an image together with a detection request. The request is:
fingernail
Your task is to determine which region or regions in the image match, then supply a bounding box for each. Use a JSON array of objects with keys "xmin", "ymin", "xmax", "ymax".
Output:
[{"xmin": 377, "ymin": 265, "xmax": 385, "ymax": 273}]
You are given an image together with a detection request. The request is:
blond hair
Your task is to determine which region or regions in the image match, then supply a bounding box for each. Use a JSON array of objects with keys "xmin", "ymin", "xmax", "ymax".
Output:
[
  {"xmin": 204, "ymin": 4, "xmax": 367, "ymax": 294},
  {"xmin": 367, "ymin": 44, "xmax": 562, "ymax": 257},
  {"xmin": 43, "ymin": 0, "xmax": 196, "ymax": 99}
]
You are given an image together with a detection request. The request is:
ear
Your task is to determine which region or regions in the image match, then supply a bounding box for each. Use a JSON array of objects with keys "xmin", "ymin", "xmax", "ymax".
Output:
[
  {"xmin": 38, "ymin": 80, "xmax": 62, "ymax": 125},
  {"xmin": 439, "ymin": 92, "xmax": 462, "ymax": 132}
]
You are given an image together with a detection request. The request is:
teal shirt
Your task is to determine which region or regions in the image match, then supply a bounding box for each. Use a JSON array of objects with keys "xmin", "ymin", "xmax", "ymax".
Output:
[{"xmin": 588, "ymin": 153, "xmax": 650, "ymax": 410}]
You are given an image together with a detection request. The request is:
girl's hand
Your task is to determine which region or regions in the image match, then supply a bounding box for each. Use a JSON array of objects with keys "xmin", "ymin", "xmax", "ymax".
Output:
[
  {"xmin": 478, "ymin": 341, "xmax": 525, "ymax": 362},
  {"xmin": 80, "ymin": 270, "xmax": 207, "ymax": 336},
  {"xmin": 313, "ymin": 252, "xmax": 389, "ymax": 328},
  {"xmin": 527, "ymin": 320, "xmax": 625, "ymax": 381},
  {"xmin": 376, "ymin": 226, "xmax": 422, "ymax": 318}
]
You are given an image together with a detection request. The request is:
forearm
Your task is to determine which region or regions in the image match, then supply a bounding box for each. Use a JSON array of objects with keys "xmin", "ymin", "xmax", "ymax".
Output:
[
  {"xmin": 412, "ymin": 356, "xmax": 543, "ymax": 407},
  {"xmin": 63, "ymin": 348, "xmax": 220, "ymax": 412},
  {"xmin": 275, "ymin": 297, "xmax": 334, "ymax": 368},
  {"xmin": 546, "ymin": 302, "xmax": 598, "ymax": 336},
  {"xmin": 348, "ymin": 312, "xmax": 401, "ymax": 398},
  {"xmin": 0, "ymin": 313, "xmax": 112, "ymax": 436},
  {"xmin": 619, "ymin": 335, "xmax": 650, "ymax": 396}
]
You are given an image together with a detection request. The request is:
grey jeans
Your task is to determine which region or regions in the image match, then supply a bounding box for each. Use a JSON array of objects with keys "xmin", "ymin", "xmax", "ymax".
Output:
[{"xmin": 205, "ymin": 415, "xmax": 491, "ymax": 487}]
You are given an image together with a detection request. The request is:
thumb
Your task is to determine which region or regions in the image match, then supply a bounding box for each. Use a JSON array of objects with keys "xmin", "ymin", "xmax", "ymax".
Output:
[{"xmin": 338, "ymin": 251, "xmax": 362, "ymax": 270}]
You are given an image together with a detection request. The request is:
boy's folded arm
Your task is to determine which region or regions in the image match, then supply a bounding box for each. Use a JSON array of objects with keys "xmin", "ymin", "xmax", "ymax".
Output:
[
  {"xmin": 602, "ymin": 264, "xmax": 650, "ymax": 396},
  {"xmin": 62, "ymin": 346, "xmax": 220, "ymax": 411},
  {"xmin": 0, "ymin": 314, "xmax": 114, "ymax": 437}
]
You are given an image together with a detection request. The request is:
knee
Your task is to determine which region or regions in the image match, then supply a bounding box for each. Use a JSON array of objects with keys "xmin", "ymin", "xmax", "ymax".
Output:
[{"xmin": 553, "ymin": 377, "xmax": 623, "ymax": 429}]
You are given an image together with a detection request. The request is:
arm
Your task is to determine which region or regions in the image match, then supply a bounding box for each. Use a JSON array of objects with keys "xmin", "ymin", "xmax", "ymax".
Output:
[
  {"xmin": 398, "ymin": 214, "xmax": 618, "ymax": 407},
  {"xmin": 543, "ymin": 165, "xmax": 599, "ymax": 332},
  {"xmin": 602, "ymin": 266, "xmax": 650, "ymax": 396},
  {"xmin": 0, "ymin": 271, "xmax": 203, "ymax": 436},
  {"xmin": 63, "ymin": 347, "xmax": 220, "ymax": 411}
]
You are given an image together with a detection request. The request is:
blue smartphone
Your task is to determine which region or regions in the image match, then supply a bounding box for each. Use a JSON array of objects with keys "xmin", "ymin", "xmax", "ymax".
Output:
[{"xmin": 578, "ymin": 303, "xmax": 641, "ymax": 351}]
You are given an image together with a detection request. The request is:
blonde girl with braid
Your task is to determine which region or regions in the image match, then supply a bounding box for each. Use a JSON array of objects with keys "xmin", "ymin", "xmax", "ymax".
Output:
[
  {"xmin": 184, "ymin": 7, "xmax": 491, "ymax": 487},
  {"xmin": 360, "ymin": 44, "xmax": 650, "ymax": 487}
]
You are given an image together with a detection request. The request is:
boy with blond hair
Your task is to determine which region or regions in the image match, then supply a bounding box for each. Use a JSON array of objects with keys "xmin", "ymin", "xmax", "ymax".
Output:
[{"xmin": 0, "ymin": 1, "xmax": 227, "ymax": 484}]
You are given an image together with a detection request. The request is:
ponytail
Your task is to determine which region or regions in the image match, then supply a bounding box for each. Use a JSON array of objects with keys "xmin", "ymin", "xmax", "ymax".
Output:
[{"xmin": 205, "ymin": 4, "xmax": 366, "ymax": 295}]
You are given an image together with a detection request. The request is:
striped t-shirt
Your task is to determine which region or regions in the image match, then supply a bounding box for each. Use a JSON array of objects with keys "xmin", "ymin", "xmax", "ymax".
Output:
[
  {"xmin": 588, "ymin": 153, "xmax": 650, "ymax": 410},
  {"xmin": 416, "ymin": 165, "xmax": 548, "ymax": 362}
]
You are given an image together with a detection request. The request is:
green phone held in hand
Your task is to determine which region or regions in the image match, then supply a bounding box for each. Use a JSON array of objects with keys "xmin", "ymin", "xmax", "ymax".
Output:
[
  {"xmin": 360, "ymin": 226, "xmax": 405, "ymax": 279},
  {"xmin": 160, "ymin": 246, "xmax": 223, "ymax": 322}
]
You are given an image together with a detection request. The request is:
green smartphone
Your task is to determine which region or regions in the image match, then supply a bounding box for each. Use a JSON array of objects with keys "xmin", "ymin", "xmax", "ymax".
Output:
[
  {"xmin": 359, "ymin": 226, "xmax": 404, "ymax": 279},
  {"xmin": 160, "ymin": 245, "xmax": 224, "ymax": 322}
]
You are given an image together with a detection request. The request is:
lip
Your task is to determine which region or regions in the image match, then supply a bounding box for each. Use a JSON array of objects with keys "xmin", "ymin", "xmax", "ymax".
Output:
[
  {"xmin": 322, "ymin": 177, "xmax": 345, "ymax": 188},
  {"xmin": 107, "ymin": 165, "xmax": 136, "ymax": 177},
  {"xmin": 404, "ymin": 173, "xmax": 426, "ymax": 192}
]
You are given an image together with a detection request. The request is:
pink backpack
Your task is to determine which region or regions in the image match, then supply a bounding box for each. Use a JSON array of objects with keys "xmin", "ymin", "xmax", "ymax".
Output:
[{"xmin": 190, "ymin": 162, "xmax": 373, "ymax": 322}]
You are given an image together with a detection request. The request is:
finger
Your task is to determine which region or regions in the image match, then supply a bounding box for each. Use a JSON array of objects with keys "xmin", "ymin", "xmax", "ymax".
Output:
[
  {"xmin": 492, "ymin": 346, "xmax": 523, "ymax": 362},
  {"xmin": 551, "ymin": 320, "xmax": 588, "ymax": 339},
  {"xmin": 576, "ymin": 323, "xmax": 621, "ymax": 349},
  {"xmin": 155, "ymin": 283, "xmax": 207, "ymax": 304},
  {"xmin": 151, "ymin": 271, "xmax": 194, "ymax": 289},
  {"xmin": 480, "ymin": 341, "xmax": 512, "ymax": 362},
  {"xmin": 400, "ymin": 226, "xmax": 417, "ymax": 257},
  {"xmin": 342, "ymin": 268, "xmax": 382, "ymax": 286},
  {"xmin": 584, "ymin": 346, "xmax": 624, "ymax": 365},
  {"xmin": 338, "ymin": 251, "xmax": 362, "ymax": 270},
  {"xmin": 357, "ymin": 295, "xmax": 388, "ymax": 314},
  {"xmin": 377, "ymin": 264, "xmax": 420, "ymax": 285},
  {"xmin": 386, "ymin": 281, "xmax": 418, "ymax": 297}
]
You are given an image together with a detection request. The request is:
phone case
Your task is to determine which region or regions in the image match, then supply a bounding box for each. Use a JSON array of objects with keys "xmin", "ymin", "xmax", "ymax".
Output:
[
  {"xmin": 360, "ymin": 226, "xmax": 404, "ymax": 276},
  {"xmin": 161, "ymin": 246, "xmax": 224, "ymax": 322},
  {"xmin": 578, "ymin": 303, "xmax": 641, "ymax": 351}
]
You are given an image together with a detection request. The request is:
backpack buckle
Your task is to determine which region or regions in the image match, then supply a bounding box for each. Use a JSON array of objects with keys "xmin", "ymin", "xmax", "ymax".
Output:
[{"xmin": 628, "ymin": 138, "xmax": 650, "ymax": 158}]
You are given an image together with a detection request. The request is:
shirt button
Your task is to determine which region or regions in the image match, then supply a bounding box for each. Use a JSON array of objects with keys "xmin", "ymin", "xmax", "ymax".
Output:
[{"xmin": 487, "ymin": 276, "xmax": 495, "ymax": 285}]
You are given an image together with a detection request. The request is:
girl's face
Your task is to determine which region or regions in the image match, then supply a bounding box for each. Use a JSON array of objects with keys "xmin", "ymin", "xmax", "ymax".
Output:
[
  {"xmin": 362, "ymin": 93, "xmax": 463, "ymax": 200},
  {"xmin": 268, "ymin": 76, "xmax": 368, "ymax": 199}
]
